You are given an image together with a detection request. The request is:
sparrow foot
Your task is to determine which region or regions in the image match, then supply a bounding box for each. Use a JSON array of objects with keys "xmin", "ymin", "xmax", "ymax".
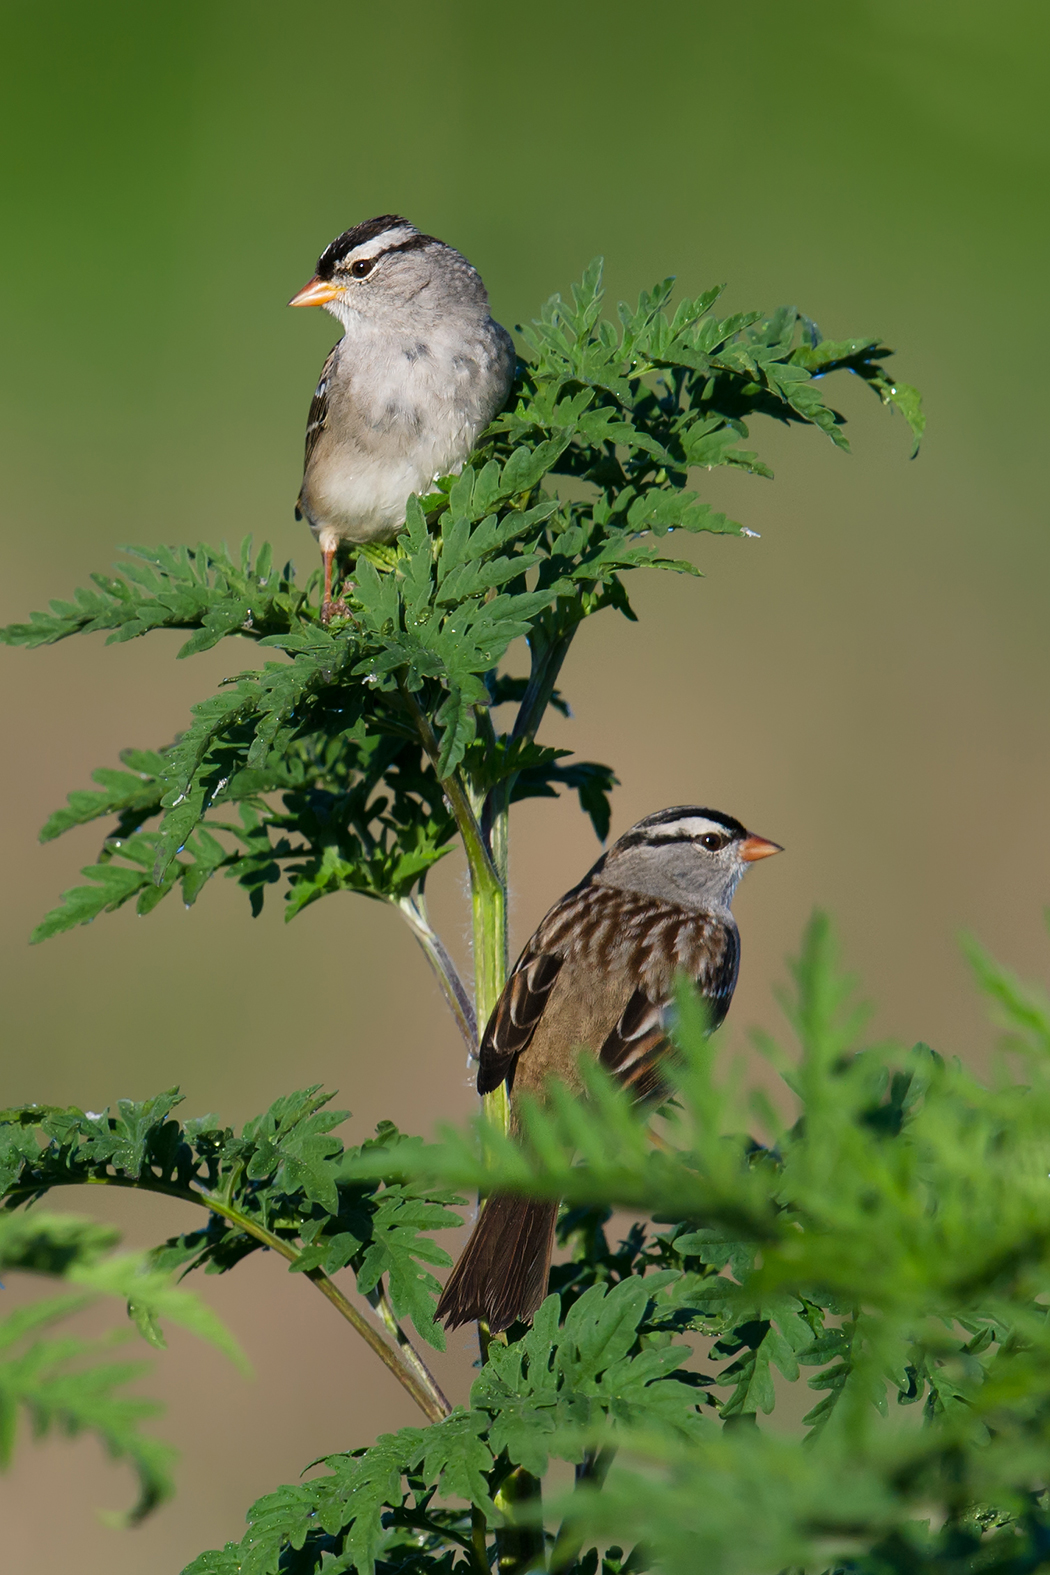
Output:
[{"xmin": 321, "ymin": 590, "xmax": 355, "ymax": 626}]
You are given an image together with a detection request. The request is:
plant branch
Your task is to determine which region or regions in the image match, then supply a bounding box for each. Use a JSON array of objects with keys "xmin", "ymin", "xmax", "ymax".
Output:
[
  {"xmin": 473, "ymin": 863, "xmax": 510, "ymax": 1135},
  {"xmin": 479, "ymin": 622, "xmax": 577, "ymax": 947},
  {"xmin": 471, "ymin": 1504, "xmax": 490, "ymax": 1575},
  {"xmin": 474, "ymin": 630, "xmax": 583, "ymax": 1569},
  {"xmin": 299, "ymin": 1264, "xmax": 447, "ymax": 1423},
  {"xmin": 511, "ymin": 627, "xmax": 577, "ymax": 745},
  {"xmin": 397, "ymin": 893, "xmax": 477, "ymax": 1054},
  {"xmin": 399, "ymin": 681, "xmax": 508, "ymax": 1129},
  {"xmin": 24, "ymin": 1172, "xmax": 452, "ymax": 1424},
  {"xmin": 550, "ymin": 1447, "xmax": 617, "ymax": 1571},
  {"xmin": 493, "ymin": 1465, "xmax": 546, "ymax": 1575},
  {"xmin": 367, "ymin": 1279, "xmax": 453, "ymax": 1418},
  {"xmin": 399, "ymin": 682, "xmax": 499, "ymax": 892},
  {"xmin": 388, "ymin": 1506, "xmax": 477, "ymax": 1556}
]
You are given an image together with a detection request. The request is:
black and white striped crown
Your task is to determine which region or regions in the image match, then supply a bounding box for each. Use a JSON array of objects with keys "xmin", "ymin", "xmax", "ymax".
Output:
[
  {"xmin": 315, "ymin": 215, "xmax": 436, "ymax": 281},
  {"xmin": 615, "ymin": 806, "xmax": 748, "ymax": 851}
]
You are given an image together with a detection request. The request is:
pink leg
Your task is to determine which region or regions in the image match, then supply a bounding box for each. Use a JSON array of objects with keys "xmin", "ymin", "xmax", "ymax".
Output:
[{"xmin": 321, "ymin": 546, "xmax": 335, "ymax": 625}]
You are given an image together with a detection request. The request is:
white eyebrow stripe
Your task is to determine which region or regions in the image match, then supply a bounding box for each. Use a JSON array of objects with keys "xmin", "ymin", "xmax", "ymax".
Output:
[
  {"xmin": 647, "ymin": 817, "xmax": 730, "ymax": 840},
  {"xmin": 342, "ymin": 227, "xmax": 418, "ymax": 264}
]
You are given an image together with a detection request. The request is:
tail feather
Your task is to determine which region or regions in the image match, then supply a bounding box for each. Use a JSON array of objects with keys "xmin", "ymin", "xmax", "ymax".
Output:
[{"xmin": 437, "ymin": 1194, "xmax": 558, "ymax": 1333}]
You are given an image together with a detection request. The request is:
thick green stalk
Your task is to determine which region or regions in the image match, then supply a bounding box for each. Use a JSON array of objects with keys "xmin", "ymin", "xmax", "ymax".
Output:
[
  {"xmin": 549, "ymin": 1448, "xmax": 616, "ymax": 1570},
  {"xmin": 477, "ymin": 626, "xmax": 576, "ymax": 1083},
  {"xmin": 400, "ymin": 681, "xmax": 508, "ymax": 1120},
  {"xmin": 472, "ymin": 844, "xmax": 509, "ymax": 1133},
  {"xmin": 493, "ymin": 1467, "xmax": 546, "ymax": 1573},
  {"xmin": 405, "ymin": 674, "xmax": 553, "ymax": 1572},
  {"xmin": 473, "ymin": 741, "xmax": 539, "ymax": 1570},
  {"xmin": 471, "ymin": 1505, "xmax": 491, "ymax": 1575},
  {"xmin": 476, "ymin": 623, "xmax": 576, "ymax": 1047}
]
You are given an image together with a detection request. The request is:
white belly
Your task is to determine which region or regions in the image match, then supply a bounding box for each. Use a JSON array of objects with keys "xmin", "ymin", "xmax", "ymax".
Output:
[
  {"xmin": 299, "ymin": 320, "xmax": 512, "ymax": 549},
  {"xmin": 309, "ymin": 436, "xmax": 467, "ymax": 545}
]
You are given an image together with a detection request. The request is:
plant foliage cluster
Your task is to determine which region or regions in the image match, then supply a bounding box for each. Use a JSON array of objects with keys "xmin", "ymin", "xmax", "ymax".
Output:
[
  {"xmin": 6, "ymin": 924, "xmax": 1050, "ymax": 1575},
  {"xmin": 0, "ymin": 1205, "xmax": 242, "ymax": 1523},
  {"xmin": 2, "ymin": 263, "xmax": 919, "ymax": 944},
  {"xmin": 0, "ymin": 262, "xmax": 982, "ymax": 1575}
]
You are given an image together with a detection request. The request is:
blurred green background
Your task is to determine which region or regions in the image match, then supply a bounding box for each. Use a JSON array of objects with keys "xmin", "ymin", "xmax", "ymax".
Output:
[{"xmin": 1, "ymin": 0, "xmax": 1048, "ymax": 1566}]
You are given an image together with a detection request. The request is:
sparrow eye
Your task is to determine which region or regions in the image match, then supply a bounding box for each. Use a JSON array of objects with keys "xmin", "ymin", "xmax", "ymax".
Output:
[
  {"xmin": 700, "ymin": 833, "xmax": 727, "ymax": 852},
  {"xmin": 350, "ymin": 257, "xmax": 375, "ymax": 278}
]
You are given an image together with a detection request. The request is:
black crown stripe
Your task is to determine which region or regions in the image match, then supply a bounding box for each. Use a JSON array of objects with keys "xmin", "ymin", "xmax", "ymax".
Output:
[
  {"xmin": 360, "ymin": 233, "xmax": 434, "ymax": 265},
  {"xmin": 631, "ymin": 805, "xmax": 747, "ymax": 837},
  {"xmin": 316, "ymin": 214, "xmax": 415, "ymax": 279},
  {"xmin": 614, "ymin": 830, "xmax": 722, "ymax": 852}
]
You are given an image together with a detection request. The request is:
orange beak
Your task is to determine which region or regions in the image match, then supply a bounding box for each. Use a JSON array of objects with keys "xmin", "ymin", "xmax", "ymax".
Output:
[
  {"xmin": 739, "ymin": 835, "xmax": 783, "ymax": 863},
  {"xmin": 288, "ymin": 275, "xmax": 341, "ymax": 308}
]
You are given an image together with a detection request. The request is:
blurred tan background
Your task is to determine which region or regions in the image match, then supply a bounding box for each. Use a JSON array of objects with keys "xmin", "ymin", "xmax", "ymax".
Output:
[{"xmin": 1, "ymin": 0, "xmax": 1048, "ymax": 1566}]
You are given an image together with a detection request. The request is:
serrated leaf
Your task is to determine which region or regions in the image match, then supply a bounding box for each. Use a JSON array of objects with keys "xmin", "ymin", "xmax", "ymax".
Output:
[
  {"xmin": 69, "ymin": 1252, "xmax": 249, "ymax": 1374},
  {"xmin": 31, "ymin": 861, "xmax": 153, "ymax": 942}
]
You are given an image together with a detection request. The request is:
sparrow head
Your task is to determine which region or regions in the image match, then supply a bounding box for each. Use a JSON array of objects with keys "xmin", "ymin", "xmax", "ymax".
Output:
[
  {"xmin": 595, "ymin": 805, "xmax": 782, "ymax": 914},
  {"xmin": 288, "ymin": 215, "xmax": 488, "ymax": 329}
]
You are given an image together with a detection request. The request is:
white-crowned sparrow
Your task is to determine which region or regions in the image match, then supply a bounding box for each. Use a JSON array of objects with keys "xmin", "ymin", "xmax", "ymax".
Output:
[
  {"xmin": 289, "ymin": 215, "xmax": 516, "ymax": 618},
  {"xmin": 437, "ymin": 806, "xmax": 782, "ymax": 1332}
]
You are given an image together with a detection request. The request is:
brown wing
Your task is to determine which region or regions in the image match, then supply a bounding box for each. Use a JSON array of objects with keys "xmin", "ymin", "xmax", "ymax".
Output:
[
  {"xmin": 475, "ymin": 881, "xmax": 607, "ymax": 1095},
  {"xmin": 702, "ymin": 922, "xmax": 739, "ymax": 1033},
  {"xmin": 478, "ymin": 883, "xmax": 740, "ymax": 1102},
  {"xmin": 599, "ymin": 907, "xmax": 740, "ymax": 1103},
  {"xmin": 477, "ymin": 948, "xmax": 563, "ymax": 1095},
  {"xmin": 598, "ymin": 987, "xmax": 669, "ymax": 1101},
  {"xmin": 295, "ymin": 348, "xmax": 337, "ymax": 520}
]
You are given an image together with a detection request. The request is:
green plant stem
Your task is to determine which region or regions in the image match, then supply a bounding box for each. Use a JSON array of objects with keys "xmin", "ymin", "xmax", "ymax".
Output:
[
  {"xmin": 483, "ymin": 625, "xmax": 578, "ymax": 849},
  {"xmin": 511, "ymin": 628, "xmax": 576, "ymax": 745},
  {"xmin": 367, "ymin": 1280, "xmax": 453, "ymax": 1418},
  {"xmin": 399, "ymin": 681, "xmax": 509, "ymax": 1129},
  {"xmin": 34, "ymin": 1172, "xmax": 453, "ymax": 1424},
  {"xmin": 478, "ymin": 623, "xmax": 576, "ymax": 988},
  {"xmin": 472, "ymin": 853, "xmax": 509, "ymax": 1131},
  {"xmin": 402, "ymin": 667, "xmax": 522, "ymax": 1575},
  {"xmin": 549, "ymin": 1447, "xmax": 617, "ymax": 1570},
  {"xmin": 400, "ymin": 683, "xmax": 499, "ymax": 890},
  {"xmin": 486, "ymin": 787, "xmax": 510, "ymax": 892},
  {"xmin": 474, "ymin": 636, "xmax": 584, "ymax": 1572},
  {"xmin": 493, "ymin": 1466, "xmax": 546, "ymax": 1574},
  {"xmin": 471, "ymin": 1504, "xmax": 490, "ymax": 1575},
  {"xmin": 397, "ymin": 892, "xmax": 477, "ymax": 1053}
]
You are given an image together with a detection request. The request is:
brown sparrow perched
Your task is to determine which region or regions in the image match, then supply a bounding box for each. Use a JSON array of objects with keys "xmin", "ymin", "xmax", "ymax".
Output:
[
  {"xmin": 437, "ymin": 806, "xmax": 782, "ymax": 1333},
  {"xmin": 288, "ymin": 215, "xmax": 515, "ymax": 620}
]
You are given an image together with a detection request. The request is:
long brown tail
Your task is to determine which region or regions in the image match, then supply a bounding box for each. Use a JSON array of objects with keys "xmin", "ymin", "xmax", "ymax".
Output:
[{"xmin": 437, "ymin": 1194, "xmax": 558, "ymax": 1333}]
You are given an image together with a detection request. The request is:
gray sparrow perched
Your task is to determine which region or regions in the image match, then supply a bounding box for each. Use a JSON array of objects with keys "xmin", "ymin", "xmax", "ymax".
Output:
[
  {"xmin": 437, "ymin": 806, "xmax": 782, "ymax": 1333},
  {"xmin": 289, "ymin": 215, "xmax": 515, "ymax": 620}
]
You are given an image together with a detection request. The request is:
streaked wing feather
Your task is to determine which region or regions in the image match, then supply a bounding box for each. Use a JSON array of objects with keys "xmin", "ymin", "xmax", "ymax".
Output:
[
  {"xmin": 599, "ymin": 988, "xmax": 670, "ymax": 1101},
  {"xmin": 477, "ymin": 948, "xmax": 563, "ymax": 1095},
  {"xmin": 479, "ymin": 883, "xmax": 740, "ymax": 1101},
  {"xmin": 302, "ymin": 347, "xmax": 336, "ymax": 474},
  {"xmin": 703, "ymin": 923, "xmax": 739, "ymax": 1032},
  {"xmin": 601, "ymin": 910, "xmax": 740, "ymax": 1100}
]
